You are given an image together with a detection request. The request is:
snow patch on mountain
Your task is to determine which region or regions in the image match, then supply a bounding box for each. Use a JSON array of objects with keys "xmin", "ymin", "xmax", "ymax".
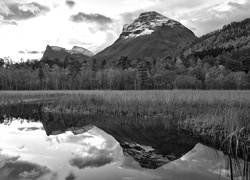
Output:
[{"xmin": 121, "ymin": 11, "xmax": 183, "ymax": 39}]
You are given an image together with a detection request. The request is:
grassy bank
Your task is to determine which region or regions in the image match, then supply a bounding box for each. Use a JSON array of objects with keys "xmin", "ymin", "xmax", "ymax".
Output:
[
  {"xmin": 1, "ymin": 90, "xmax": 250, "ymax": 126},
  {"xmin": 1, "ymin": 90, "xmax": 250, "ymax": 158}
]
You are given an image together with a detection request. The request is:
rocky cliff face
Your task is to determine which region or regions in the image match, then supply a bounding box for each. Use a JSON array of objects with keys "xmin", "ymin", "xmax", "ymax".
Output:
[
  {"xmin": 41, "ymin": 45, "xmax": 94, "ymax": 62},
  {"xmin": 91, "ymin": 11, "xmax": 197, "ymax": 62},
  {"xmin": 121, "ymin": 142, "xmax": 170, "ymax": 169}
]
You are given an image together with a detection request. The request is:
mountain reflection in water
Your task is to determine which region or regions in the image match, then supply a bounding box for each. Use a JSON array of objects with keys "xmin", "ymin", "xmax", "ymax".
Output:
[{"xmin": 0, "ymin": 104, "xmax": 236, "ymax": 180}]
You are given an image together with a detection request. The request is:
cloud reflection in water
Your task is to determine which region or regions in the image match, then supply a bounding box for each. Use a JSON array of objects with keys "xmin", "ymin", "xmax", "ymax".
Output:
[{"xmin": 0, "ymin": 119, "xmax": 237, "ymax": 180}]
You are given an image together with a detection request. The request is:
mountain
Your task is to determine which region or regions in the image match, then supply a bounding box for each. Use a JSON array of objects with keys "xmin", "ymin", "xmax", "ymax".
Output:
[
  {"xmin": 91, "ymin": 11, "xmax": 197, "ymax": 63},
  {"xmin": 180, "ymin": 18, "xmax": 250, "ymax": 59},
  {"xmin": 71, "ymin": 46, "xmax": 94, "ymax": 57},
  {"xmin": 41, "ymin": 45, "xmax": 94, "ymax": 62}
]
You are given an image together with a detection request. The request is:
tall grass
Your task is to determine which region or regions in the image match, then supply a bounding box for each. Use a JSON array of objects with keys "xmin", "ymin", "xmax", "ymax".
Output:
[
  {"xmin": 0, "ymin": 90, "xmax": 250, "ymax": 179},
  {"xmin": 1, "ymin": 90, "xmax": 250, "ymax": 158}
]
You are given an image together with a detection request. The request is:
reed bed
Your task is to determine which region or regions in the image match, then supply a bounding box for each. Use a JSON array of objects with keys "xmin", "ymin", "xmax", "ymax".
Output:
[{"xmin": 1, "ymin": 90, "xmax": 250, "ymax": 179}]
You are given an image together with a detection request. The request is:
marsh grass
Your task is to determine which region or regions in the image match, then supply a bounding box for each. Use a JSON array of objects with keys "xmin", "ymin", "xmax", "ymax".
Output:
[
  {"xmin": 1, "ymin": 90, "xmax": 250, "ymax": 179},
  {"xmin": 1, "ymin": 90, "xmax": 250, "ymax": 161}
]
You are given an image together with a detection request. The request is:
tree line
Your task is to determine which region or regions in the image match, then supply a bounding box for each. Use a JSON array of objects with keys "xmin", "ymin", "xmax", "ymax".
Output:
[{"xmin": 0, "ymin": 48, "xmax": 250, "ymax": 90}]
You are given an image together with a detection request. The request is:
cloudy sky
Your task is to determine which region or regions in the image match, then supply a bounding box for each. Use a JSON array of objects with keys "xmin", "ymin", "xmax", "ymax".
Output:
[{"xmin": 0, "ymin": 0, "xmax": 249, "ymax": 61}]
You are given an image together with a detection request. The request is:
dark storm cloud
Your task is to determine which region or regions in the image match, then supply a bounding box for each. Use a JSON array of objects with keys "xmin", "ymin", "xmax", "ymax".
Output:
[
  {"xmin": 69, "ymin": 146, "xmax": 113, "ymax": 169},
  {"xmin": 70, "ymin": 12, "xmax": 113, "ymax": 25},
  {"xmin": 18, "ymin": 50, "xmax": 25, "ymax": 54},
  {"xmin": 66, "ymin": 0, "xmax": 76, "ymax": 8},
  {"xmin": 26, "ymin": 50, "xmax": 40, "ymax": 54},
  {"xmin": 0, "ymin": 2, "xmax": 50, "ymax": 21}
]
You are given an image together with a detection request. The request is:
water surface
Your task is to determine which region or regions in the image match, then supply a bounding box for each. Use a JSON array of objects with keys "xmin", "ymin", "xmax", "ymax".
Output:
[{"xmin": 0, "ymin": 119, "xmax": 234, "ymax": 180}]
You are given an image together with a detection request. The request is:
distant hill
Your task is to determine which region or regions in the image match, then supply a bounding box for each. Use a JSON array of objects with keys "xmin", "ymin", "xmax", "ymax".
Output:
[
  {"xmin": 91, "ymin": 11, "xmax": 197, "ymax": 63},
  {"xmin": 41, "ymin": 45, "xmax": 94, "ymax": 63}
]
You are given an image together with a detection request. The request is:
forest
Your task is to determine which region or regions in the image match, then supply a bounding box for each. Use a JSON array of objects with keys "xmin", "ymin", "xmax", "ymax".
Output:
[
  {"xmin": 1, "ymin": 17, "xmax": 250, "ymax": 90},
  {"xmin": 0, "ymin": 46, "xmax": 250, "ymax": 90}
]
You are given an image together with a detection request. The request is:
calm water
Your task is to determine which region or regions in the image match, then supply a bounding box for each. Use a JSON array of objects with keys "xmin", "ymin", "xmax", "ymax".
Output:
[{"xmin": 0, "ymin": 119, "xmax": 235, "ymax": 180}]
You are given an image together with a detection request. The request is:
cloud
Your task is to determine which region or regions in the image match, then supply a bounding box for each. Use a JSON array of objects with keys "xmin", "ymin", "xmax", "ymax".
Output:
[
  {"xmin": 69, "ymin": 146, "xmax": 113, "ymax": 169},
  {"xmin": 68, "ymin": 39, "xmax": 93, "ymax": 46},
  {"xmin": 17, "ymin": 145, "xmax": 25, "ymax": 150},
  {"xmin": 66, "ymin": 0, "xmax": 76, "ymax": 8},
  {"xmin": 70, "ymin": 12, "xmax": 114, "ymax": 32},
  {"xmin": 0, "ymin": 15, "xmax": 18, "ymax": 26},
  {"xmin": 0, "ymin": 2, "xmax": 50, "ymax": 21},
  {"xmin": 70, "ymin": 12, "xmax": 113, "ymax": 25},
  {"xmin": 18, "ymin": 50, "xmax": 25, "ymax": 54},
  {"xmin": 64, "ymin": 134, "xmax": 94, "ymax": 145},
  {"xmin": 228, "ymin": 2, "xmax": 247, "ymax": 10},
  {"xmin": 161, "ymin": 0, "xmax": 206, "ymax": 9},
  {"xmin": 176, "ymin": 0, "xmax": 250, "ymax": 36},
  {"xmin": 0, "ymin": 152, "xmax": 20, "ymax": 162},
  {"xmin": 0, "ymin": 147, "xmax": 51, "ymax": 179},
  {"xmin": 92, "ymin": 32, "xmax": 117, "ymax": 53},
  {"xmin": 65, "ymin": 172, "xmax": 76, "ymax": 180},
  {"xmin": 18, "ymin": 126, "xmax": 40, "ymax": 131},
  {"xmin": 119, "ymin": 10, "xmax": 144, "ymax": 25},
  {"xmin": 26, "ymin": 50, "xmax": 40, "ymax": 54},
  {"xmin": 122, "ymin": 0, "xmax": 139, "ymax": 5},
  {"xmin": 1, "ymin": 20, "xmax": 18, "ymax": 26},
  {"xmin": 0, "ymin": 161, "xmax": 50, "ymax": 179}
]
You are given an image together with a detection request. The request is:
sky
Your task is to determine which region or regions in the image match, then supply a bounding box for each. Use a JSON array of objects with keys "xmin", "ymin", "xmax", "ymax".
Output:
[{"xmin": 0, "ymin": 0, "xmax": 250, "ymax": 61}]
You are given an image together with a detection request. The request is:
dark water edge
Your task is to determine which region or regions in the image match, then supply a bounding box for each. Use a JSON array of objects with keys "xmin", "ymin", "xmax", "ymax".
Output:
[{"xmin": 0, "ymin": 102, "xmax": 249, "ymax": 180}]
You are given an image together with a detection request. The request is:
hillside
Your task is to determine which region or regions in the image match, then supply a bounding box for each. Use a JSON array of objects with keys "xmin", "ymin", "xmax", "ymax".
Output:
[{"xmin": 179, "ymin": 18, "xmax": 250, "ymax": 60}]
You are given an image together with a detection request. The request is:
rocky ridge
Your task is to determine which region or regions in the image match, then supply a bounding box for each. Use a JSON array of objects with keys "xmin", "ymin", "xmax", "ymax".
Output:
[{"xmin": 41, "ymin": 45, "xmax": 94, "ymax": 62}]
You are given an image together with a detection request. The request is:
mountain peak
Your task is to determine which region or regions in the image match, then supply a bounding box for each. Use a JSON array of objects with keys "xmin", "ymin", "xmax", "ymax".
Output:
[
  {"xmin": 71, "ymin": 46, "xmax": 94, "ymax": 57},
  {"xmin": 120, "ymin": 11, "xmax": 181, "ymax": 39},
  {"xmin": 138, "ymin": 11, "xmax": 169, "ymax": 22}
]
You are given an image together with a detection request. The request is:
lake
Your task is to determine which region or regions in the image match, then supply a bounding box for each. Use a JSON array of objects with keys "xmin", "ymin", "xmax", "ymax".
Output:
[{"xmin": 0, "ymin": 96, "xmax": 248, "ymax": 180}]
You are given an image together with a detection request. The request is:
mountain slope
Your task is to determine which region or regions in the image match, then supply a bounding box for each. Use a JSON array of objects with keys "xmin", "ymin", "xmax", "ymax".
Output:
[
  {"xmin": 181, "ymin": 18, "xmax": 250, "ymax": 59},
  {"xmin": 92, "ymin": 11, "xmax": 197, "ymax": 62},
  {"xmin": 41, "ymin": 45, "xmax": 94, "ymax": 62}
]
